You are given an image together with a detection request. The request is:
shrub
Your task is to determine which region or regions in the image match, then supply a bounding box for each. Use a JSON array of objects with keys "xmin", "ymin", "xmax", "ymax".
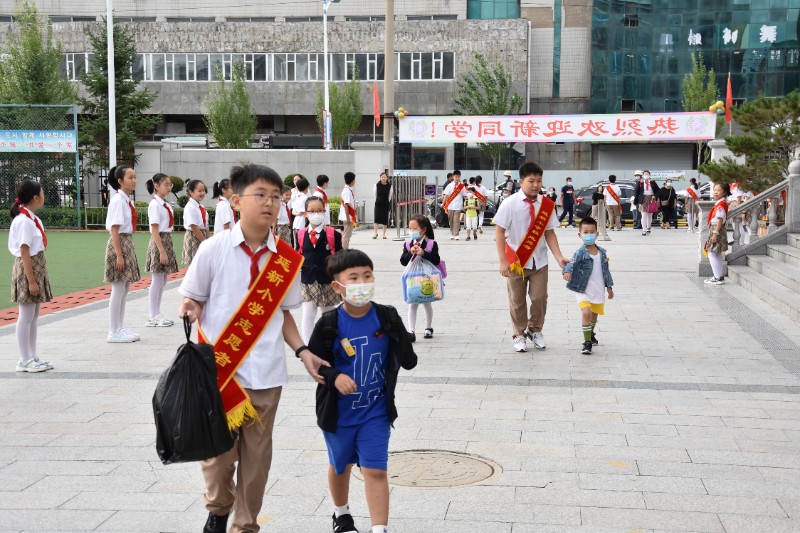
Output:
[
  {"xmin": 0, "ymin": 207, "xmax": 80, "ymax": 229},
  {"xmin": 177, "ymin": 196, "xmax": 189, "ymax": 208},
  {"xmin": 283, "ymin": 173, "xmax": 306, "ymax": 189},
  {"xmin": 170, "ymin": 176, "xmax": 184, "ymax": 195}
]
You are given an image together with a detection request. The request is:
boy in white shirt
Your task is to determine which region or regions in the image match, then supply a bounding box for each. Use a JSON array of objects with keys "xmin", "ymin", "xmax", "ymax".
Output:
[{"xmin": 338, "ymin": 172, "xmax": 358, "ymax": 249}]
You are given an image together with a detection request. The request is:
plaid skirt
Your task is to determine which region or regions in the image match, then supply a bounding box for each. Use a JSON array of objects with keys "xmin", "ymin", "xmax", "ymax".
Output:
[
  {"xmin": 302, "ymin": 281, "xmax": 341, "ymax": 307},
  {"xmin": 275, "ymin": 224, "xmax": 293, "ymax": 246},
  {"xmin": 104, "ymin": 233, "xmax": 141, "ymax": 283},
  {"xmin": 182, "ymin": 230, "xmax": 206, "ymax": 266},
  {"xmin": 704, "ymin": 232, "xmax": 729, "ymax": 254},
  {"xmin": 11, "ymin": 251, "xmax": 53, "ymax": 304},
  {"xmin": 146, "ymin": 232, "xmax": 179, "ymax": 274}
]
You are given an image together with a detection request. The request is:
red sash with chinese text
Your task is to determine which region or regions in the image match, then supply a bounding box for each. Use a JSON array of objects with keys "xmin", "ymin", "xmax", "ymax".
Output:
[
  {"xmin": 473, "ymin": 188, "xmax": 487, "ymax": 205},
  {"xmin": 504, "ymin": 196, "xmax": 555, "ymax": 275},
  {"xmin": 316, "ymin": 187, "xmax": 329, "ymax": 205},
  {"xmin": 443, "ymin": 183, "xmax": 465, "ymax": 214},
  {"xmin": 605, "ymin": 185, "xmax": 621, "ymax": 206},
  {"xmin": 707, "ymin": 199, "xmax": 728, "ymax": 225},
  {"xmin": 343, "ymin": 187, "xmax": 358, "ymax": 224},
  {"xmin": 198, "ymin": 237, "xmax": 303, "ymax": 431},
  {"xmin": 687, "ymin": 187, "xmax": 699, "ymax": 201}
]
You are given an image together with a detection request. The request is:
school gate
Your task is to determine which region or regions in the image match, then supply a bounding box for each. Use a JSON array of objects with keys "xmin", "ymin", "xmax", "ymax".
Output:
[{"xmin": 0, "ymin": 104, "xmax": 81, "ymax": 228}]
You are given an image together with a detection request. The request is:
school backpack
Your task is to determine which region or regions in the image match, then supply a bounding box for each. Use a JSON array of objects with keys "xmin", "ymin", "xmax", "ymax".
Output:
[
  {"xmin": 298, "ymin": 226, "xmax": 336, "ymax": 253},
  {"xmin": 405, "ymin": 239, "xmax": 447, "ymax": 278}
]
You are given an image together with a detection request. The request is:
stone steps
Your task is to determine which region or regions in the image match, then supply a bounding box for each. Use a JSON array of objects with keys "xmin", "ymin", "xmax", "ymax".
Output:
[{"xmin": 727, "ymin": 232, "xmax": 800, "ymax": 322}]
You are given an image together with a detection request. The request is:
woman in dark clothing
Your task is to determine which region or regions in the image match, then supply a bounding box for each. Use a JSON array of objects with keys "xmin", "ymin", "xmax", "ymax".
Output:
[
  {"xmin": 658, "ymin": 180, "xmax": 678, "ymax": 229},
  {"xmin": 591, "ymin": 185, "xmax": 604, "ymax": 220},
  {"xmin": 373, "ymin": 171, "xmax": 392, "ymax": 239}
]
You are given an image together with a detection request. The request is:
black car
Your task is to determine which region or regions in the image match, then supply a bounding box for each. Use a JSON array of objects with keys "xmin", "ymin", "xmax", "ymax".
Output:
[{"xmin": 574, "ymin": 181, "xmax": 637, "ymax": 221}]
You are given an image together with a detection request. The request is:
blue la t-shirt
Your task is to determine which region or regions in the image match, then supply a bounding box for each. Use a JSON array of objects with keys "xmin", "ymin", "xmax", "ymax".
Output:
[{"xmin": 333, "ymin": 305, "xmax": 390, "ymax": 427}]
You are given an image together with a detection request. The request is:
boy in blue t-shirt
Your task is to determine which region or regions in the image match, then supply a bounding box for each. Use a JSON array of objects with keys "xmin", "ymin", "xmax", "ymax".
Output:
[{"xmin": 307, "ymin": 249, "xmax": 417, "ymax": 533}]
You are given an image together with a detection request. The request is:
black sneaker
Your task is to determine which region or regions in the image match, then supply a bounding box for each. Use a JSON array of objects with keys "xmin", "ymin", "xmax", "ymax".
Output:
[
  {"xmin": 332, "ymin": 512, "xmax": 359, "ymax": 533},
  {"xmin": 203, "ymin": 512, "xmax": 229, "ymax": 533},
  {"xmin": 423, "ymin": 328, "xmax": 434, "ymax": 339},
  {"xmin": 591, "ymin": 334, "xmax": 599, "ymax": 346},
  {"xmin": 408, "ymin": 331, "xmax": 416, "ymax": 343},
  {"xmin": 581, "ymin": 342, "xmax": 592, "ymax": 355}
]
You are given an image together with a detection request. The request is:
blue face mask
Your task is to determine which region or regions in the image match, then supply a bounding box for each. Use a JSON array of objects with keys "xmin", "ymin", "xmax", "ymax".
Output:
[
  {"xmin": 582, "ymin": 234, "xmax": 597, "ymax": 246},
  {"xmin": 409, "ymin": 231, "xmax": 421, "ymax": 241}
]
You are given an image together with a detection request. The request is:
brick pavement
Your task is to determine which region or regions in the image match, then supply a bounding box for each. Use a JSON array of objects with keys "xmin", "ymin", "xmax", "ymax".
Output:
[{"xmin": 1, "ymin": 227, "xmax": 799, "ymax": 532}]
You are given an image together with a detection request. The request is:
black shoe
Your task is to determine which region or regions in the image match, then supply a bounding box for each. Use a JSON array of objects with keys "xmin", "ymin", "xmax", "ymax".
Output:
[
  {"xmin": 203, "ymin": 512, "xmax": 229, "ymax": 533},
  {"xmin": 424, "ymin": 327, "xmax": 434, "ymax": 339},
  {"xmin": 409, "ymin": 331, "xmax": 416, "ymax": 343},
  {"xmin": 332, "ymin": 512, "xmax": 359, "ymax": 533},
  {"xmin": 591, "ymin": 334, "xmax": 598, "ymax": 346},
  {"xmin": 581, "ymin": 342, "xmax": 592, "ymax": 355}
]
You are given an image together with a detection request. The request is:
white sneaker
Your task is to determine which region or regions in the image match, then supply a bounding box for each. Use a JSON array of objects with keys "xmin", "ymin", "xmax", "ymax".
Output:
[
  {"xmin": 107, "ymin": 330, "xmax": 137, "ymax": 343},
  {"xmin": 15, "ymin": 358, "xmax": 49, "ymax": 373},
  {"xmin": 121, "ymin": 328, "xmax": 140, "ymax": 341},
  {"xmin": 532, "ymin": 332, "xmax": 546, "ymax": 349},
  {"xmin": 144, "ymin": 317, "xmax": 159, "ymax": 327},
  {"xmin": 704, "ymin": 277, "xmax": 725, "ymax": 285},
  {"xmin": 33, "ymin": 357, "xmax": 53, "ymax": 370},
  {"xmin": 513, "ymin": 336, "xmax": 527, "ymax": 352},
  {"xmin": 156, "ymin": 315, "xmax": 174, "ymax": 327}
]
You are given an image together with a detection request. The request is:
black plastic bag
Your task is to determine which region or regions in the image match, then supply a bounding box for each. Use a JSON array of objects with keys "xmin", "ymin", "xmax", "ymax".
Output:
[{"xmin": 153, "ymin": 317, "xmax": 235, "ymax": 464}]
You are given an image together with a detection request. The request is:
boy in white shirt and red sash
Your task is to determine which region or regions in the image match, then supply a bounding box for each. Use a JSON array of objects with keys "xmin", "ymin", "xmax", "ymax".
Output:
[
  {"xmin": 441, "ymin": 170, "xmax": 466, "ymax": 239},
  {"xmin": 603, "ymin": 174, "xmax": 623, "ymax": 231},
  {"xmin": 338, "ymin": 172, "xmax": 358, "ymax": 249},
  {"xmin": 493, "ymin": 162, "xmax": 570, "ymax": 353},
  {"xmin": 179, "ymin": 164, "xmax": 328, "ymax": 533},
  {"xmin": 685, "ymin": 177, "xmax": 700, "ymax": 233}
]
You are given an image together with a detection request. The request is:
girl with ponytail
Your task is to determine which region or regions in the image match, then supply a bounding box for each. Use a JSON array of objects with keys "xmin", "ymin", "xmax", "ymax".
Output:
[
  {"xmin": 8, "ymin": 179, "xmax": 53, "ymax": 372},
  {"xmin": 212, "ymin": 178, "xmax": 236, "ymax": 233},
  {"xmin": 144, "ymin": 173, "xmax": 178, "ymax": 327},
  {"xmin": 182, "ymin": 179, "xmax": 208, "ymax": 265}
]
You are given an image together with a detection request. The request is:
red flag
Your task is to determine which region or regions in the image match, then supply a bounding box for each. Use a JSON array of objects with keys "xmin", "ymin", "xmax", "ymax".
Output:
[
  {"xmin": 373, "ymin": 82, "xmax": 381, "ymax": 127},
  {"xmin": 725, "ymin": 72, "xmax": 733, "ymax": 124}
]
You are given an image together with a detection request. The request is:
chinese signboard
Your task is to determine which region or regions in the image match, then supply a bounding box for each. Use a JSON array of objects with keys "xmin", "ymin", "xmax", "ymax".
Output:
[
  {"xmin": 0, "ymin": 130, "xmax": 77, "ymax": 152},
  {"xmin": 399, "ymin": 112, "xmax": 717, "ymax": 145}
]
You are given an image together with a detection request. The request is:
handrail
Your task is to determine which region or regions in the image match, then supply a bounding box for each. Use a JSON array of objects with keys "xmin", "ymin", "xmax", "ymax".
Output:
[{"xmin": 728, "ymin": 178, "xmax": 788, "ymax": 219}]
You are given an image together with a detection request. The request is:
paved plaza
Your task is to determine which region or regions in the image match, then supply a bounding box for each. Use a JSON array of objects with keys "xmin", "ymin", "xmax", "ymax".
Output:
[{"xmin": 1, "ymin": 226, "xmax": 799, "ymax": 533}]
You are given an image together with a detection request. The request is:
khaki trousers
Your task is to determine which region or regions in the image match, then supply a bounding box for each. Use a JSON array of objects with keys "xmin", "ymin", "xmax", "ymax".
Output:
[
  {"xmin": 606, "ymin": 204, "xmax": 621, "ymax": 229},
  {"xmin": 448, "ymin": 210, "xmax": 462, "ymax": 237},
  {"xmin": 341, "ymin": 221, "xmax": 354, "ymax": 249},
  {"xmin": 506, "ymin": 266, "xmax": 548, "ymax": 337},
  {"xmin": 202, "ymin": 387, "xmax": 282, "ymax": 533}
]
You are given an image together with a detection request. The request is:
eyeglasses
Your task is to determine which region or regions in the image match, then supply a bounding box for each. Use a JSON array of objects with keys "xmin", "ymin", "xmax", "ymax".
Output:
[
  {"xmin": 239, "ymin": 193, "xmax": 282, "ymax": 205},
  {"xmin": 306, "ymin": 210, "xmax": 326, "ymax": 214}
]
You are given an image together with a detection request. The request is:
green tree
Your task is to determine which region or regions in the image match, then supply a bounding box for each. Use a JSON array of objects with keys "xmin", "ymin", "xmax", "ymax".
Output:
[
  {"xmin": 681, "ymin": 52, "xmax": 721, "ymax": 169},
  {"xmin": 78, "ymin": 20, "xmax": 161, "ymax": 171},
  {"xmin": 315, "ymin": 68, "xmax": 363, "ymax": 150},
  {"xmin": 699, "ymin": 89, "xmax": 800, "ymax": 193},
  {"xmin": 0, "ymin": 0, "xmax": 76, "ymax": 105},
  {"xmin": 453, "ymin": 53, "xmax": 523, "ymax": 192},
  {"xmin": 203, "ymin": 62, "xmax": 257, "ymax": 149}
]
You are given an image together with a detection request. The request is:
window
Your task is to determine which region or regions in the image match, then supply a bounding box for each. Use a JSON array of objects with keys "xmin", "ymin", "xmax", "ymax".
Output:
[
  {"xmin": 621, "ymin": 99, "xmax": 637, "ymax": 112},
  {"xmin": 623, "ymin": 14, "xmax": 638, "ymax": 28},
  {"xmin": 467, "ymin": 0, "xmax": 520, "ymax": 19},
  {"xmin": 196, "ymin": 54, "xmax": 209, "ymax": 81},
  {"xmin": 273, "ymin": 54, "xmax": 287, "ymax": 81}
]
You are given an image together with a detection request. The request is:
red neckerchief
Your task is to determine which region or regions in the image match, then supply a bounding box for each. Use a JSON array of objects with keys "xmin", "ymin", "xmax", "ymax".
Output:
[
  {"xmin": 119, "ymin": 191, "xmax": 137, "ymax": 233},
  {"xmin": 196, "ymin": 201, "xmax": 207, "ymax": 228},
  {"xmin": 155, "ymin": 196, "xmax": 174, "ymax": 228},
  {"xmin": 18, "ymin": 206, "xmax": 47, "ymax": 248}
]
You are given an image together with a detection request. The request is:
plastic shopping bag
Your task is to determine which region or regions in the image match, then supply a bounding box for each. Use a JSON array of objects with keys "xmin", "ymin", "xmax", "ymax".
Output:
[
  {"xmin": 402, "ymin": 256, "xmax": 444, "ymax": 304},
  {"xmin": 153, "ymin": 317, "xmax": 235, "ymax": 465}
]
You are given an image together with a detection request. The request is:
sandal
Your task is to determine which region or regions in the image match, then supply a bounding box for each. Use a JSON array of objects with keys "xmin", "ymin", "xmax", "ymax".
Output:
[{"xmin": 423, "ymin": 328, "xmax": 434, "ymax": 339}]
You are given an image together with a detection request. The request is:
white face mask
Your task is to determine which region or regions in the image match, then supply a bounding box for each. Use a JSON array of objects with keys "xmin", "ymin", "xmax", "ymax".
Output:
[
  {"xmin": 308, "ymin": 213, "xmax": 325, "ymax": 226},
  {"xmin": 337, "ymin": 281, "xmax": 375, "ymax": 307}
]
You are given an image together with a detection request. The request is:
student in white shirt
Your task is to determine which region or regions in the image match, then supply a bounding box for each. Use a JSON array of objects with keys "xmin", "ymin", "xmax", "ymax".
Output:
[
  {"xmin": 104, "ymin": 165, "xmax": 142, "ymax": 343},
  {"xmin": 275, "ymin": 186, "xmax": 294, "ymax": 245},
  {"xmin": 8, "ymin": 180, "xmax": 53, "ymax": 372},
  {"xmin": 213, "ymin": 178, "xmax": 236, "ymax": 232},
  {"xmin": 685, "ymin": 177, "xmax": 700, "ymax": 233},
  {"xmin": 338, "ymin": 172, "xmax": 357, "ymax": 249},
  {"xmin": 704, "ymin": 182, "xmax": 731, "ymax": 285},
  {"xmin": 603, "ymin": 174, "xmax": 623, "ymax": 231},
  {"xmin": 182, "ymin": 179, "xmax": 208, "ymax": 266},
  {"xmin": 313, "ymin": 174, "xmax": 332, "ymax": 226},
  {"xmin": 441, "ymin": 170, "xmax": 467, "ymax": 239},
  {"xmin": 475, "ymin": 175, "xmax": 489, "ymax": 232},
  {"xmin": 292, "ymin": 176, "xmax": 310, "ymax": 242},
  {"xmin": 178, "ymin": 163, "xmax": 326, "ymax": 533},
  {"xmin": 145, "ymin": 173, "xmax": 177, "ymax": 328}
]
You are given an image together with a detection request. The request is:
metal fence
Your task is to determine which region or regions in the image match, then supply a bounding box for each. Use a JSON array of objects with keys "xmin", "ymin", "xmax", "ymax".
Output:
[
  {"xmin": 0, "ymin": 104, "xmax": 81, "ymax": 228},
  {"xmin": 391, "ymin": 175, "xmax": 427, "ymax": 239}
]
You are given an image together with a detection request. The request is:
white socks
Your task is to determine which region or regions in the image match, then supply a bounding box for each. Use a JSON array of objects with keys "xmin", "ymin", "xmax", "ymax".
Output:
[
  {"xmin": 109, "ymin": 281, "xmax": 130, "ymax": 333},
  {"xmin": 371, "ymin": 527, "xmax": 387, "ymax": 533},
  {"xmin": 708, "ymin": 251, "xmax": 725, "ymax": 279},
  {"xmin": 407, "ymin": 303, "xmax": 433, "ymax": 332},
  {"xmin": 16, "ymin": 303, "xmax": 40, "ymax": 362},
  {"xmin": 302, "ymin": 302, "xmax": 336, "ymax": 344},
  {"xmin": 149, "ymin": 273, "xmax": 168, "ymax": 319},
  {"xmin": 334, "ymin": 503, "xmax": 350, "ymax": 518}
]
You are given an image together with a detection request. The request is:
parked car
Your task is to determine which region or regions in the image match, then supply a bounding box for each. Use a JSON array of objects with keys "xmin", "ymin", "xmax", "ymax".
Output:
[{"xmin": 574, "ymin": 181, "xmax": 637, "ymax": 221}]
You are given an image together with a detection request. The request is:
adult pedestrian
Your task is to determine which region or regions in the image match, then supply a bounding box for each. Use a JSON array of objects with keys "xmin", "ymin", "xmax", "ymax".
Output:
[
  {"xmin": 658, "ymin": 179, "xmax": 678, "ymax": 229},
  {"xmin": 631, "ymin": 170, "xmax": 643, "ymax": 229},
  {"xmin": 603, "ymin": 175, "xmax": 622, "ymax": 231},
  {"xmin": 372, "ymin": 171, "xmax": 392, "ymax": 239},
  {"xmin": 591, "ymin": 185, "xmax": 604, "ymax": 220},
  {"xmin": 634, "ymin": 170, "xmax": 659, "ymax": 235},
  {"xmin": 558, "ymin": 176, "xmax": 576, "ymax": 227}
]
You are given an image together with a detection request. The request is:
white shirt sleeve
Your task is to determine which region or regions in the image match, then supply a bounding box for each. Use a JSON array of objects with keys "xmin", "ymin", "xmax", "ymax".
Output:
[
  {"xmin": 147, "ymin": 200, "xmax": 161, "ymax": 227},
  {"xmin": 184, "ymin": 202, "xmax": 200, "ymax": 228},
  {"xmin": 178, "ymin": 239, "xmax": 215, "ymax": 301},
  {"xmin": 492, "ymin": 196, "xmax": 512, "ymax": 230},
  {"xmin": 105, "ymin": 194, "xmax": 125, "ymax": 231}
]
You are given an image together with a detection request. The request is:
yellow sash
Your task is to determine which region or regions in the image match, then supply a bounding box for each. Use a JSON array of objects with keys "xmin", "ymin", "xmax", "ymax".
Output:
[
  {"xmin": 504, "ymin": 196, "xmax": 555, "ymax": 275},
  {"xmin": 199, "ymin": 237, "xmax": 303, "ymax": 430}
]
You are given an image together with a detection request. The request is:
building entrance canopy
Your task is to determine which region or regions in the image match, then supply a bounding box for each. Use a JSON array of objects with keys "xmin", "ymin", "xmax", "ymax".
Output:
[{"xmin": 399, "ymin": 112, "xmax": 717, "ymax": 144}]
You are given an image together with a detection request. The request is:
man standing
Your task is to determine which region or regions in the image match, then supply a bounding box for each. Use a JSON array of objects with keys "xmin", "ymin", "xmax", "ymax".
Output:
[
  {"xmin": 603, "ymin": 174, "xmax": 622, "ymax": 231},
  {"xmin": 631, "ymin": 170, "xmax": 643, "ymax": 229},
  {"xmin": 442, "ymin": 169, "xmax": 466, "ymax": 240},
  {"xmin": 558, "ymin": 176, "xmax": 575, "ymax": 227}
]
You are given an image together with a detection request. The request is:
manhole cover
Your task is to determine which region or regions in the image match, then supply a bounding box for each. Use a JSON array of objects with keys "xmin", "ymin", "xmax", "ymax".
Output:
[{"xmin": 353, "ymin": 450, "xmax": 501, "ymax": 488}]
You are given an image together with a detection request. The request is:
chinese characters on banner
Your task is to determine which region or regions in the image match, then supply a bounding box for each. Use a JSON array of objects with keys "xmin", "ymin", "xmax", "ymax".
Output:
[
  {"xmin": 0, "ymin": 130, "xmax": 77, "ymax": 153},
  {"xmin": 399, "ymin": 113, "xmax": 717, "ymax": 145}
]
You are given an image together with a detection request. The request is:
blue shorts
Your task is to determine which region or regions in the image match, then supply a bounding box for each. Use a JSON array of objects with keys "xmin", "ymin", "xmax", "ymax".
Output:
[{"xmin": 323, "ymin": 416, "xmax": 391, "ymax": 475}]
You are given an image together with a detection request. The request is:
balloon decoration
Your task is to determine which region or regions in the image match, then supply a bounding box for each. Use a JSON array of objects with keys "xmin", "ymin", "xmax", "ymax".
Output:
[
  {"xmin": 393, "ymin": 106, "xmax": 407, "ymax": 120},
  {"xmin": 709, "ymin": 100, "xmax": 725, "ymax": 115}
]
